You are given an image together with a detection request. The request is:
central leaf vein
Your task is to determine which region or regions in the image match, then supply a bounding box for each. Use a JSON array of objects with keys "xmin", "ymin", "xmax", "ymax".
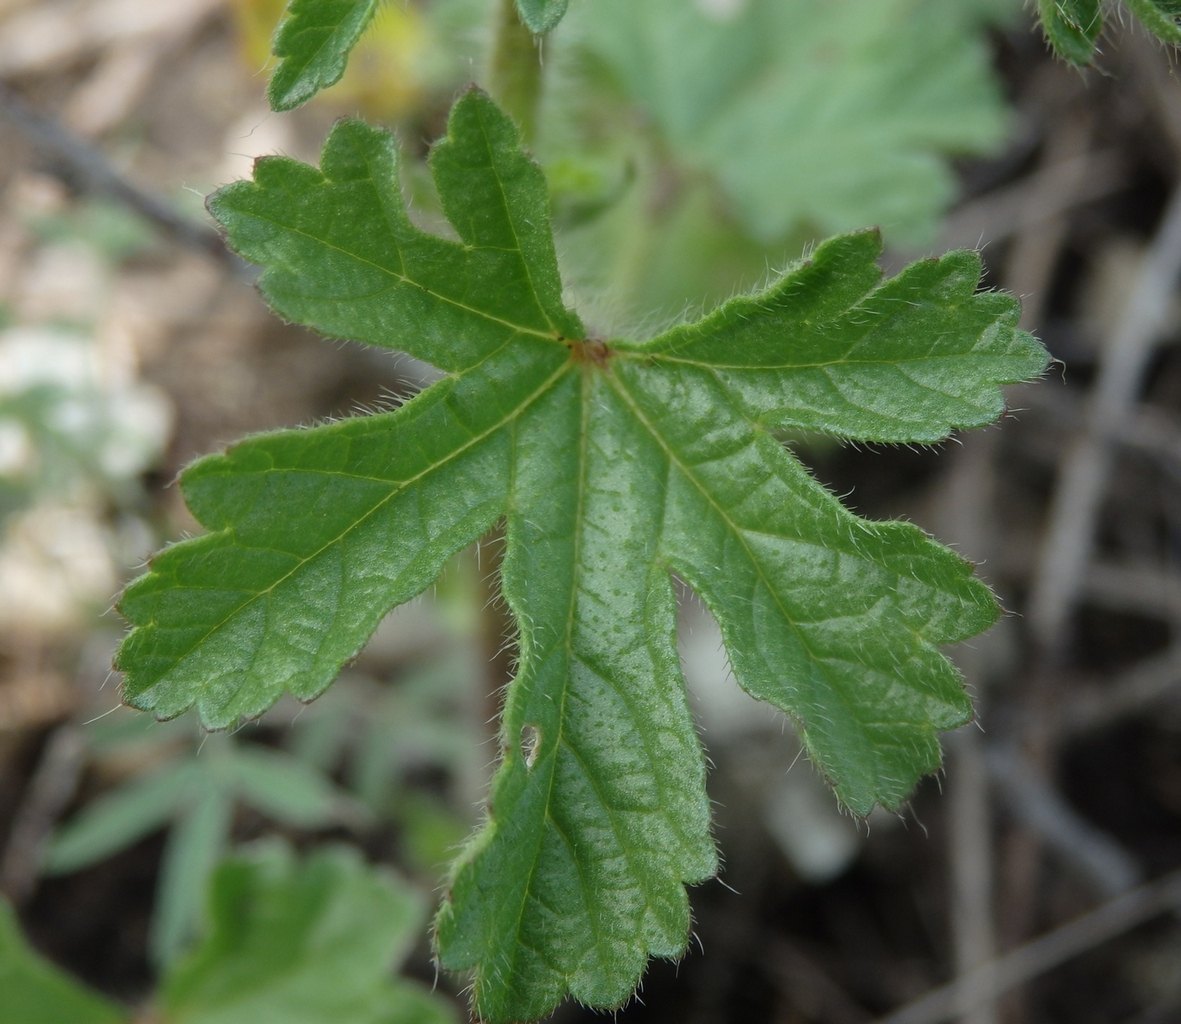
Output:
[{"xmin": 244, "ymin": 211, "xmax": 562, "ymax": 344}]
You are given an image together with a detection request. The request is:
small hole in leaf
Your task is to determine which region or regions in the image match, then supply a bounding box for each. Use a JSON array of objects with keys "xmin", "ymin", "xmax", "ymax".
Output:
[{"xmin": 520, "ymin": 724, "xmax": 541, "ymax": 770}]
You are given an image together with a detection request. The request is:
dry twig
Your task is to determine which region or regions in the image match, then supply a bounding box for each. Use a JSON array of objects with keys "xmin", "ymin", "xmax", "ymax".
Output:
[
  {"xmin": 1061, "ymin": 646, "xmax": 1181, "ymax": 735},
  {"xmin": 1028, "ymin": 184, "xmax": 1181, "ymax": 655},
  {"xmin": 938, "ymin": 149, "xmax": 1124, "ymax": 255},
  {"xmin": 0, "ymin": 80, "xmax": 247, "ymax": 274},
  {"xmin": 0, "ymin": 724, "xmax": 85, "ymax": 905},
  {"xmin": 986, "ymin": 744, "xmax": 1143, "ymax": 898},
  {"xmin": 937, "ymin": 432, "xmax": 1002, "ymax": 1024},
  {"xmin": 874, "ymin": 869, "xmax": 1181, "ymax": 1024},
  {"xmin": 761, "ymin": 938, "xmax": 873, "ymax": 1024}
]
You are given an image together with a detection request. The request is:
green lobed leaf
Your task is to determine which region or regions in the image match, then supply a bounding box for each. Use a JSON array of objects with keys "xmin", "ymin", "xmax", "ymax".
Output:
[
  {"xmin": 267, "ymin": 0, "xmax": 384, "ymax": 112},
  {"xmin": 160, "ymin": 843, "xmax": 455, "ymax": 1024},
  {"xmin": 116, "ymin": 89, "xmax": 1047, "ymax": 1021},
  {"xmin": 515, "ymin": 0, "xmax": 569, "ymax": 33},
  {"xmin": 644, "ymin": 231, "xmax": 1038, "ymax": 444},
  {"xmin": 119, "ymin": 91, "xmax": 578, "ymax": 725},
  {"xmin": 0, "ymin": 900, "xmax": 127, "ymax": 1024},
  {"xmin": 556, "ymin": 0, "xmax": 1016, "ymax": 247}
]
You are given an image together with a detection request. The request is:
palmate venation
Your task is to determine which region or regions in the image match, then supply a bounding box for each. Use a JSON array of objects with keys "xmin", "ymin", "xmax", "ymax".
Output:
[{"xmin": 115, "ymin": 88, "xmax": 1046, "ymax": 1022}]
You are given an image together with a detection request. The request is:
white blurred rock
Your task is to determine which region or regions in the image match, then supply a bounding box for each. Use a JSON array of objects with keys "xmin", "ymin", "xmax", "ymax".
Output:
[
  {"xmin": 760, "ymin": 762, "xmax": 863, "ymax": 883},
  {"xmin": 0, "ymin": 502, "xmax": 117, "ymax": 631},
  {"xmin": 0, "ymin": 324, "xmax": 172, "ymax": 628},
  {"xmin": 219, "ymin": 108, "xmax": 299, "ymax": 186},
  {"xmin": 679, "ymin": 593, "xmax": 781, "ymax": 740},
  {"xmin": 0, "ymin": 327, "xmax": 98, "ymax": 394},
  {"xmin": 0, "ymin": 419, "xmax": 32, "ymax": 475},
  {"xmin": 16, "ymin": 243, "xmax": 106, "ymax": 325},
  {"xmin": 0, "ymin": 325, "xmax": 172, "ymax": 486}
]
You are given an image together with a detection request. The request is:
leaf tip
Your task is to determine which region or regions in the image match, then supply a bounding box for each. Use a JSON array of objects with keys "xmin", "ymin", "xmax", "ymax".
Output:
[
  {"xmin": 264, "ymin": 0, "xmax": 384, "ymax": 112},
  {"xmin": 514, "ymin": 0, "xmax": 570, "ymax": 34}
]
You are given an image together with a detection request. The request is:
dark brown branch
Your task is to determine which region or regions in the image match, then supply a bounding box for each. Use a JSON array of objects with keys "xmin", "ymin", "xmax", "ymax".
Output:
[{"xmin": 0, "ymin": 79, "xmax": 250, "ymax": 277}]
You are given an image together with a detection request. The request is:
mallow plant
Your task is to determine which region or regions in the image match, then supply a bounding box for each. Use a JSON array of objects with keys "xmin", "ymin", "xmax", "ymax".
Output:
[{"xmin": 107, "ymin": 0, "xmax": 1181, "ymax": 1020}]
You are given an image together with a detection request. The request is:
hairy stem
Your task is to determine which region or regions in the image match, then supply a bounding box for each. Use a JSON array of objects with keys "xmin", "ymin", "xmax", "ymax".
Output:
[{"xmin": 489, "ymin": 0, "xmax": 542, "ymax": 144}]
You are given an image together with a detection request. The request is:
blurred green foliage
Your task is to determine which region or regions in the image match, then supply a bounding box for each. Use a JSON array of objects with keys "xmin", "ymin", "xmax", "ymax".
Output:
[
  {"xmin": 546, "ymin": 0, "xmax": 1018, "ymax": 315},
  {"xmin": 0, "ymin": 901, "xmax": 126, "ymax": 1024},
  {"xmin": 232, "ymin": 0, "xmax": 1020, "ymax": 319},
  {"xmin": 1, "ymin": 845, "xmax": 457, "ymax": 1024},
  {"xmin": 44, "ymin": 714, "xmax": 360, "ymax": 966},
  {"xmin": 160, "ymin": 844, "xmax": 455, "ymax": 1024},
  {"xmin": 29, "ymin": 200, "xmax": 154, "ymax": 264}
]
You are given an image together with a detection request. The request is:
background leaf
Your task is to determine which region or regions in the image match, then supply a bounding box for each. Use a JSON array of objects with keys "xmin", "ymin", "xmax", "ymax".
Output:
[
  {"xmin": 553, "ymin": 0, "xmax": 1015, "ymax": 243},
  {"xmin": 45, "ymin": 724, "xmax": 359, "ymax": 970},
  {"xmin": 153, "ymin": 787, "xmax": 235, "ymax": 967},
  {"xmin": 160, "ymin": 844, "xmax": 455, "ymax": 1024},
  {"xmin": 0, "ymin": 900, "xmax": 127, "ymax": 1024},
  {"xmin": 222, "ymin": 746, "xmax": 358, "ymax": 829},
  {"xmin": 43, "ymin": 761, "xmax": 197, "ymax": 874},
  {"xmin": 267, "ymin": 0, "xmax": 384, "ymax": 111}
]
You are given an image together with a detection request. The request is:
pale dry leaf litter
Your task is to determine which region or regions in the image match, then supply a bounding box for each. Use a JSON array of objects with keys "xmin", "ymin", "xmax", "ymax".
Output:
[
  {"xmin": 0, "ymin": 0, "xmax": 278, "ymax": 733},
  {"xmin": 0, "ymin": 174, "xmax": 170, "ymax": 636}
]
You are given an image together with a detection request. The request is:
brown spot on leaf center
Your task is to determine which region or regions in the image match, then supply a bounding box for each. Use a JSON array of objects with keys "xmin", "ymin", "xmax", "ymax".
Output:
[{"xmin": 567, "ymin": 338, "xmax": 611, "ymax": 368}]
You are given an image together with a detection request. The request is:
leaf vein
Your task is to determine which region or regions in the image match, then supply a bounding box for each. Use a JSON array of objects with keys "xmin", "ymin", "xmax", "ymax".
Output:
[{"xmin": 158, "ymin": 358, "xmax": 573, "ymax": 688}]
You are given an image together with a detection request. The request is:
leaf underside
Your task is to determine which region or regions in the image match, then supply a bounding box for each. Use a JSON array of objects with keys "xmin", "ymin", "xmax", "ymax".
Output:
[
  {"xmin": 267, "ymin": 0, "xmax": 383, "ymax": 111},
  {"xmin": 116, "ymin": 88, "xmax": 1046, "ymax": 1022}
]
